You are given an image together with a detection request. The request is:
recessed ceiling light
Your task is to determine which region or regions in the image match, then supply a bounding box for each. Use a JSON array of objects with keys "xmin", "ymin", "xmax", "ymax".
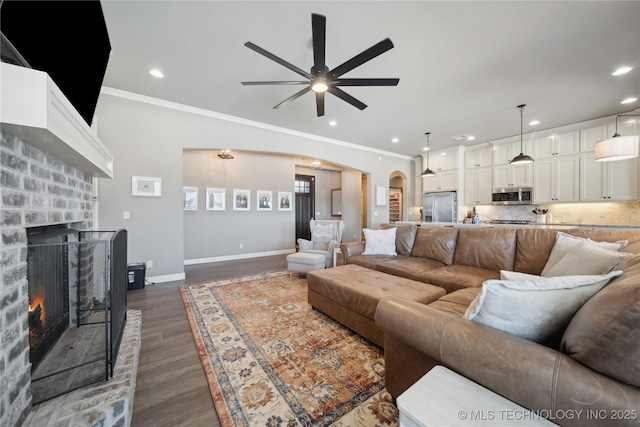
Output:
[
  {"xmin": 392, "ymin": 138, "xmax": 399, "ymax": 143},
  {"xmin": 329, "ymin": 120, "xmax": 337, "ymax": 126},
  {"xmin": 466, "ymin": 136, "xmax": 476, "ymax": 141},
  {"xmin": 529, "ymin": 120, "xmax": 541, "ymax": 126},
  {"xmin": 621, "ymin": 97, "xmax": 637, "ymax": 104},
  {"xmin": 423, "ymin": 146, "xmax": 429, "ymax": 151},
  {"xmin": 149, "ymin": 69, "xmax": 164, "ymax": 78},
  {"xmin": 612, "ymin": 66, "xmax": 633, "ymax": 76}
]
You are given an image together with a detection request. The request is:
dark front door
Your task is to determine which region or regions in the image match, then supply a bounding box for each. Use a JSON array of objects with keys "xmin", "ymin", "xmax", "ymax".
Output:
[{"xmin": 295, "ymin": 174, "xmax": 315, "ymax": 244}]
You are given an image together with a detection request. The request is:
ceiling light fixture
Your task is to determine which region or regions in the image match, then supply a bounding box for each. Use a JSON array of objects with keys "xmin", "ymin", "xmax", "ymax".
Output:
[
  {"xmin": 149, "ymin": 69, "xmax": 164, "ymax": 78},
  {"xmin": 329, "ymin": 120, "xmax": 337, "ymax": 126},
  {"xmin": 595, "ymin": 114, "xmax": 640, "ymax": 162},
  {"xmin": 621, "ymin": 97, "xmax": 637, "ymax": 104},
  {"xmin": 420, "ymin": 132, "xmax": 436, "ymax": 177},
  {"xmin": 311, "ymin": 159, "xmax": 322, "ymax": 169},
  {"xmin": 612, "ymin": 66, "xmax": 633, "ymax": 76},
  {"xmin": 218, "ymin": 149, "xmax": 234, "ymax": 159},
  {"xmin": 311, "ymin": 78, "xmax": 329, "ymax": 93},
  {"xmin": 392, "ymin": 138, "xmax": 399, "ymax": 143},
  {"xmin": 509, "ymin": 104, "xmax": 534, "ymax": 165},
  {"xmin": 466, "ymin": 136, "xmax": 476, "ymax": 141},
  {"xmin": 529, "ymin": 120, "xmax": 541, "ymax": 126}
]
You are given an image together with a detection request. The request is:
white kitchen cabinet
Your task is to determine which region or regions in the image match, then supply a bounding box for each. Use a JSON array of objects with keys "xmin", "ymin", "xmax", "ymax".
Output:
[
  {"xmin": 423, "ymin": 170, "xmax": 458, "ymax": 192},
  {"xmin": 464, "ymin": 144, "xmax": 492, "ymax": 168},
  {"xmin": 533, "ymin": 155, "xmax": 580, "ymax": 203},
  {"xmin": 580, "ymin": 121, "xmax": 639, "ymax": 153},
  {"xmin": 493, "ymin": 163, "xmax": 532, "ymax": 188},
  {"xmin": 493, "ymin": 139, "xmax": 532, "ymax": 165},
  {"xmin": 580, "ymin": 153, "xmax": 638, "ymax": 201},
  {"xmin": 533, "ymin": 131, "xmax": 579, "ymax": 159},
  {"xmin": 464, "ymin": 167, "xmax": 492, "ymax": 205},
  {"xmin": 423, "ymin": 146, "xmax": 461, "ymax": 172}
]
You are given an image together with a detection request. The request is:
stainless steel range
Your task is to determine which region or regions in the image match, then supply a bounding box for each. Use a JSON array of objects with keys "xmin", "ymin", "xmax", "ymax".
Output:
[{"xmin": 488, "ymin": 219, "xmax": 533, "ymax": 225}]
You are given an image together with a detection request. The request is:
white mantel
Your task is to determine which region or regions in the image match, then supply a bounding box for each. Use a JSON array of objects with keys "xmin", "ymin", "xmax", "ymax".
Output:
[{"xmin": 0, "ymin": 62, "xmax": 113, "ymax": 178}]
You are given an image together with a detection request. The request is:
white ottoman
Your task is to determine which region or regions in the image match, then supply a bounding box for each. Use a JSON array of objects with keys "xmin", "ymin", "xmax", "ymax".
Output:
[{"xmin": 287, "ymin": 252, "xmax": 326, "ymax": 276}]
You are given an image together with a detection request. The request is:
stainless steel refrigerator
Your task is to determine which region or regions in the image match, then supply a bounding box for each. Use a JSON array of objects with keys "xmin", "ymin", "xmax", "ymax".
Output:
[{"xmin": 423, "ymin": 191, "xmax": 457, "ymax": 223}]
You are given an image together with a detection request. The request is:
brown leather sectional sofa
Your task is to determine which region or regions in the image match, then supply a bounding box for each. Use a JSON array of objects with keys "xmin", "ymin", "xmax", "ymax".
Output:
[{"xmin": 340, "ymin": 224, "xmax": 640, "ymax": 427}]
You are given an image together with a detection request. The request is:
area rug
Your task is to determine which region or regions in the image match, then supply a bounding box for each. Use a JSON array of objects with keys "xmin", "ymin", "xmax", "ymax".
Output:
[{"xmin": 180, "ymin": 270, "xmax": 398, "ymax": 426}]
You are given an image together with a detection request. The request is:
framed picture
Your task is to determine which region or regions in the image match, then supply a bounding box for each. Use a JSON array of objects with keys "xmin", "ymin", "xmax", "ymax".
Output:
[
  {"xmin": 233, "ymin": 189, "xmax": 250, "ymax": 211},
  {"xmin": 278, "ymin": 191, "xmax": 292, "ymax": 211},
  {"xmin": 183, "ymin": 186, "xmax": 198, "ymax": 211},
  {"xmin": 257, "ymin": 190, "xmax": 273, "ymax": 211},
  {"xmin": 206, "ymin": 187, "xmax": 226, "ymax": 211},
  {"xmin": 132, "ymin": 176, "xmax": 162, "ymax": 197}
]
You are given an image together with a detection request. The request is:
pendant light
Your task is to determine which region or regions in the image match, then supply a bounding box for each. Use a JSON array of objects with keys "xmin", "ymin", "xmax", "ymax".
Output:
[
  {"xmin": 420, "ymin": 132, "xmax": 436, "ymax": 177},
  {"xmin": 594, "ymin": 114, "xmax": 640, "ymax": 162},
  {"xmin": 509, "ymin": 104, "xmax": 534, "ymax": 165}
]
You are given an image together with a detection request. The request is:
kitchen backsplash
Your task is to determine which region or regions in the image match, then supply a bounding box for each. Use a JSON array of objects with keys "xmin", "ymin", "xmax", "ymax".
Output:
[
  {"xmin": 406, "ymin": 202, "xmax": 640, "ymax": 226},
  {"xmin": 474, "ymin": 202, "xmax": 640, "ymax": 226}
]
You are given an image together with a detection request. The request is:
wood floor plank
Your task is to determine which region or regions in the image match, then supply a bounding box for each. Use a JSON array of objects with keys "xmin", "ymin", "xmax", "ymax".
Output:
[{"xmin": 128, "ymin": 254, "xmax": 288, "ymax": 427}]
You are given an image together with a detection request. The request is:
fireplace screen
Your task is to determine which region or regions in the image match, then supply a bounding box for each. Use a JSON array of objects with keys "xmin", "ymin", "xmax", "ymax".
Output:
[{"xmin": 27, "ymin": 227, "xmax": 127, "ymax": 404}]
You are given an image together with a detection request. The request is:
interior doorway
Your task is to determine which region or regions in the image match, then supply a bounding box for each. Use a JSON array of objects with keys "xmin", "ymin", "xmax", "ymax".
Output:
[
  {"xmin": 389, "ymin": 172, "xmax": 405, "ymax": 222},
  {"xmin": 295, "ymin": 174, "xmax": 315, "ymax": 244}
]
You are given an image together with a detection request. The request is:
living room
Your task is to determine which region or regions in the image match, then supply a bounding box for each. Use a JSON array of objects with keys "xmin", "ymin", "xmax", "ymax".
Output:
[{"xmin": 1, "ymin": 1, "xmax": 639, "ymax": 427}]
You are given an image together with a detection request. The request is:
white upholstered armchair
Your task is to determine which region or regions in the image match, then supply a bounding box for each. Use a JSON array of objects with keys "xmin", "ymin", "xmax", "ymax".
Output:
[{"xmin": 297, "ymin": 220, "xmax": 345, "ymax": 268}]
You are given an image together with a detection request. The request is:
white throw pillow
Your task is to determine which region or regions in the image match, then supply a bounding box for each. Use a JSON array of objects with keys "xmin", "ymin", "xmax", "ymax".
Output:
[
  {"xmin": 463, "ymin": 270, "xmax": 622, "ymax": 346},
  {"xmin": 362, "ymin": 227, "xmax": 397, "ymax": 256},
  {"xmin": 543, "ymin": 240, "xmax": 632, "ymax": 277},
  {"xmin": 541, "ymin": 232, "xmax": 627, "ymax": 276}
]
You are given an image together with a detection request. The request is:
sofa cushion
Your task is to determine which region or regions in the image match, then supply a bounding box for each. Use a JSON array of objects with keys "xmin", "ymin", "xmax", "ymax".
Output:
[
  {"xmin": 543, "ymin": 240, "xmax": 632, "ymax": 277},
  {"xmin": 453, "ymin": 228, "xmax": 517, "ymax": 272},
  {"xmin": 416, "ymin": 265, "xmax": 499, "ymax": 294},
  {"xmin": 363, "ymin": 227, "xmax": 397, "ymax": 255},
  {"xmin": 347, "ymin": 254, "xmax": 396, "ymax": 269},
  {"xmin": 541, "ymin": 231, "xmax": 627, "ymax": 276},
  {"xmin": 464, "ymin": 271, "xmax": 622, "ymax": 347},
  {"xmin": 514, "ymin": 228, "xmax": 561, "ymax": 275},
  {"xmin": 561, "ymin": 253, "xmax": 640, "ymax": 388},
  {"xmin": 375, "ymin": 256, "xmax": 445, "ymax": 280},
  {"xmin": 380, "ymin": 223, "xmax": 418, "ymax": 256},
  {"xmin": 411, "ymin": 227, "xmax": 458, "ymax": 265}
]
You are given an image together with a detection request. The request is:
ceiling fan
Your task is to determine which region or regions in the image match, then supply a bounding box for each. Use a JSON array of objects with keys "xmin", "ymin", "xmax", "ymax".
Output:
[{"xmin": 241, "ymin": 13, "xmax": 399, "ymax": 117}]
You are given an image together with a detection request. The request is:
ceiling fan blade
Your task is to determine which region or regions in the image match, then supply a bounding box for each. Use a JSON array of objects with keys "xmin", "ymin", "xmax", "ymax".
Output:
[
  {"xmin": 315, "ymin": 92, "xmax": 325, "ymax": 117},
  {"xmin": 274, "ymin": 87, "xmax": 312, "ymax": 109},
  {"xmin": 311, "ymin": 13, "xmax": 326, "ymax": 74},
  {"xmin": 329, "ymin": 38, "xmax": 395, "ymax": 79},
  {"xmin": 331, "ymin": 78, "xmax": 399, "ymax": 86},
  {"xmin": 244, "ymin": 42, "xmax": 314, "ymax": 79},
  {"xmin": 328, "ymin": 87, "xmax": 367, "ymax": 110},
  {"xmin": 242, "ymin": 81, "xmax": 309, "ymax": 85}
]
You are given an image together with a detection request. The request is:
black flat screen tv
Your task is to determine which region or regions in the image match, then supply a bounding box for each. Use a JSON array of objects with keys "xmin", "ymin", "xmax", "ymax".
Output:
[{"xmin": 0, "ymin": 0, "xmax": 111, "ymax": 127}]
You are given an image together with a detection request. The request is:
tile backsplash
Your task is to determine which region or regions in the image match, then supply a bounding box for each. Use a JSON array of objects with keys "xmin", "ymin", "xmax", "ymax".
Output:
[{"xmin": 473, "ymin": 202, "xmax": 640, "ymax": 226}]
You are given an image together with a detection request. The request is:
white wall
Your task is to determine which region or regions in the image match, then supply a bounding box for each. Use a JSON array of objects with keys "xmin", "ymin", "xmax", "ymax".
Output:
[{"xmin": 94, "ymin": 91, "xmax": 414, "ymax": 281}]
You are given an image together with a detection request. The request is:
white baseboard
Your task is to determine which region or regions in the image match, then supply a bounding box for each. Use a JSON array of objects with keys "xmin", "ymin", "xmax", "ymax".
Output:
[
  {"xmin": 184, "ymin": 249, "xmax": 295, "ymax": 266},
  {"xmin": 145, "ymin": 272, "xmax": 186, "ymax": 284}
]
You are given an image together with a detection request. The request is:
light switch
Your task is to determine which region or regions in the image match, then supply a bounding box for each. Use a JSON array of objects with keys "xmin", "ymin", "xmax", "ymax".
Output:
[{"xmin": 123, "ymin": 211, "xmax": 130, "ymax": 219}]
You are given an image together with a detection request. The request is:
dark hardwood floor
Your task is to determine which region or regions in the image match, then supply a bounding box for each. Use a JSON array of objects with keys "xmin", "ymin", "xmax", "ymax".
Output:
[{"xmin": 127, "ymin": 254, "xmax": 289, "ymax": 427}]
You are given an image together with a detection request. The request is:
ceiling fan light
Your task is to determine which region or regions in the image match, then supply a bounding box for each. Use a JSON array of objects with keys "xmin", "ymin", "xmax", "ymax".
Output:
[
  {"xmin": 595, "ymin": 135, "xmax": 639, "ymax": 162},
  {"xmin": 311, "ymin": 79, "xmax": 329, "ymax": 93}
]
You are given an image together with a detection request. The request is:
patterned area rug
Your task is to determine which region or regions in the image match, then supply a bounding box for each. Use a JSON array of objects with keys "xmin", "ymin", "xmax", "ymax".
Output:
[{"xmin": 180, "ymin": 271, "xmax": 398, "ymax": 426}]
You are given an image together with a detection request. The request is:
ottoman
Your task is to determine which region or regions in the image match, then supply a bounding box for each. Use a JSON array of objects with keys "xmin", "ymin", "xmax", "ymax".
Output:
[
  {"xmin": 287, "ymin": 252, "xmax": 325, "ymax": 276},
  {"xmin": 307, "ymin": 264, "xmax": 445, "ymax": 347}
]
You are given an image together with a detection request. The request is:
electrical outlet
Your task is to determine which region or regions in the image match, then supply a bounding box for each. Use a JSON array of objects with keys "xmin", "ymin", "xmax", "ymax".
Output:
[
  {"xmin": 146, "ymin": 260, "xmax": 153, "ymax": 268},
  {"xmin": 239, "ymin": 243, "xmax": 243, "ymax": 249}
]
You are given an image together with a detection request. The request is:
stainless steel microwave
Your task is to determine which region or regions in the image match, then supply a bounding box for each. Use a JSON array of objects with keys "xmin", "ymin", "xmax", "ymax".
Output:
[{"xmin": 491, "ymin": 187, "xmax": 532, "ymax": 205}]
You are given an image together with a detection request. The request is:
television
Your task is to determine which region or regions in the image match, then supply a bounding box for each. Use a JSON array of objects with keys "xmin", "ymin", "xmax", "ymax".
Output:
[{"xmin": 0, "ymin": 0, "xmax": 111, "ymax": 127}]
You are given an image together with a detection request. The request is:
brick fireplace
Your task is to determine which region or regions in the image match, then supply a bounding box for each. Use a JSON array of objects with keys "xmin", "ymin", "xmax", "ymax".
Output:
[{"xmin": 1, "ymin": 130, "xmax": 95, "ymax": 425}]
